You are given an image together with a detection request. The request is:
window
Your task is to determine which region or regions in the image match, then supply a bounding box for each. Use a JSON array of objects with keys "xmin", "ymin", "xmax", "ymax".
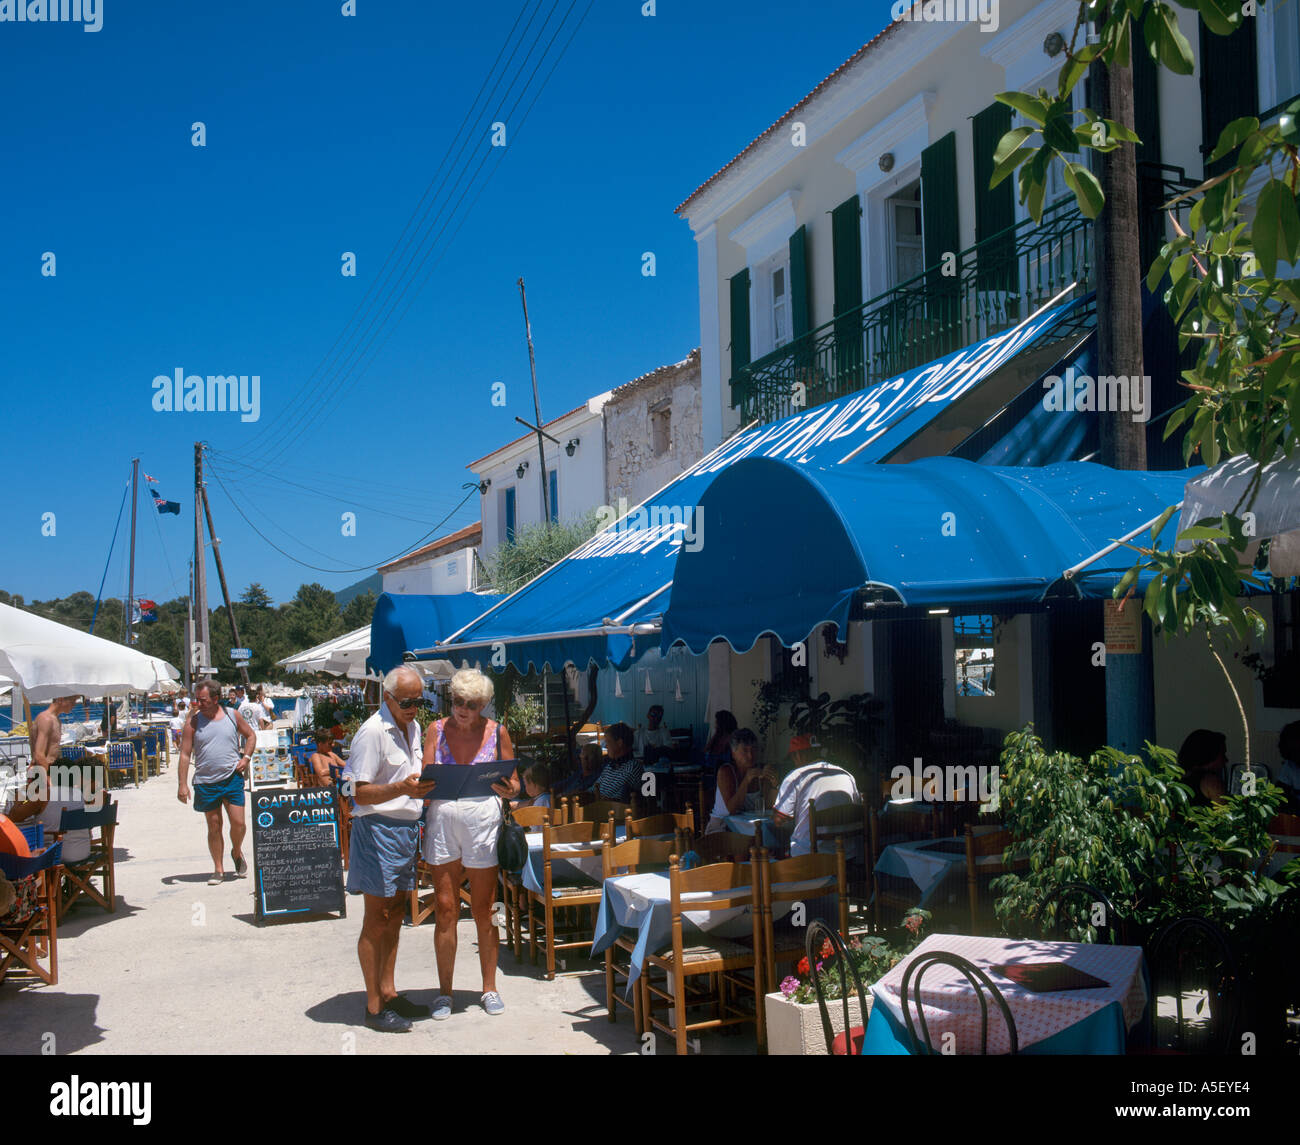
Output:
[
  {"xmin": 548, "ymin": 469, "xmax": 558, "ymax": 524},
  {"xmin": 887, "ymin": 183, "xmax": 924, "ymax": 286},
  {"xmin": 751, "ymin": 250, "xmax": 792, "ymax": 357},
  {"xmin": 772, "ymin": 264, "xmax": 790, "ymax": 349},
  {"xmin": 650, "ymin": 403, "xmax": 671, "ymax": 456},
  {"xmin": 1262, "ymin": 0, "xmax": 1300, "ymax": 115},
  {"xmin": 954, "ymin": 614, "xmax": 995, "ymax": 697},
  {"xmin": 504, "ymin": 487, "xmax": 516, "ymax": 544}
]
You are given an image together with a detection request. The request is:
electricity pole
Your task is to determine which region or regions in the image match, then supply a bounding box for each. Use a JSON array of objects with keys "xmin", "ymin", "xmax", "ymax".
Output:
[
  {"xmin": 194, "ymin": 443, "xmax": 211, "ymax": 680},
  {"xmin": 518, "ymin": 278, "xmax": 551, "ymax": 525}
]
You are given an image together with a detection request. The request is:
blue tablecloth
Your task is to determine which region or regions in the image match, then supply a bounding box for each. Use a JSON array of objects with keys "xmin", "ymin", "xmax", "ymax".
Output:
[
  {"xmin": 872, "ymin": 838, "xmax": 970, "ymax": 906},
  {"xmin": 521, "ymin": 827, "xmax": 626, "ymax": 896},
  {"xmin": 721, "ymin": 810, "xmax": 783, "ymax": 850}
]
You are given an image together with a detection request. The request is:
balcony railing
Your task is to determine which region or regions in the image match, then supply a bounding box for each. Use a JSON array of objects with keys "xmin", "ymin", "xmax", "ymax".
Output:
[{"xmin": 731, "ymin": 198, "xmax": 1094, "ymax": 426}]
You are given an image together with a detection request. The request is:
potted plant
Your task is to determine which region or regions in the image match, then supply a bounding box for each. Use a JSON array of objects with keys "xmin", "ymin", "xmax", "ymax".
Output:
[{"xmin": 764, "ymin": 910, "xmax": 929, "ymax": 1055}]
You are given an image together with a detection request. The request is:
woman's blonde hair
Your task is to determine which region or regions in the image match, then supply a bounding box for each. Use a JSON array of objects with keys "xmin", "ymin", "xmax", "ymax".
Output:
[{"xmin": 449, "ymin": 667, "xmax": 494, "ymax": 709}]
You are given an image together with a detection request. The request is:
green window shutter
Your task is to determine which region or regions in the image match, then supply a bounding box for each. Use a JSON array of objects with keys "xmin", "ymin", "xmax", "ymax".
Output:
[
  {"xmin": 831, "ymin": 197, "xmax": 864, "ymax": 390},
  {"xmin": 972, "ymin": 104, "xmax": 1015, "ymax": 294},
  {"xmin": 789, "ymin": 224, "xmax": 811, "ymax": 339},
  {"xmin": 921, "ymin": 132, "xmax": 960, "ymax": 274},
  {"xmin": 831, "ymin": 196, "xmax": 862, "ymax": 319},
  {"xmin": 728, "ymin": 267, "xmax": 751, "ymax": 409},
  {"xmin": 1200, "ymin": 20, "xmax": 1257, "ymax": 177}
]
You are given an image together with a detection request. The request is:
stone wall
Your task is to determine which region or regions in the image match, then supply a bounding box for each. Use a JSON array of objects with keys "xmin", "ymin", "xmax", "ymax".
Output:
[{"xmin": 603, "ymin": 349, "xmax": 703, "ymax": 507}]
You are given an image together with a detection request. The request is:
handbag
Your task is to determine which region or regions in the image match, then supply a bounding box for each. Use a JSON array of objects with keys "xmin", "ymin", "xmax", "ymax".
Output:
[{"xmin": 497, "ymin": 798, "xmax": 529, "ymax": 873}]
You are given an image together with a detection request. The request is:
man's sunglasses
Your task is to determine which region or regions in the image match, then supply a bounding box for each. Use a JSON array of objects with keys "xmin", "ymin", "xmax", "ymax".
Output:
[{"xmin": 392, "ymin": 697, "xmax": 422, "ymax": 710}]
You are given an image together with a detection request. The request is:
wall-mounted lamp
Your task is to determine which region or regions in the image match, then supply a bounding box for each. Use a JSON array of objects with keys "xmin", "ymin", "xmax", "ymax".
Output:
[
  {"xmin": 516, "ymin": 460, "xmax": 529, "ymax": 480},
  {"xmin": 1043, "ymin": 30, "xmax": 1065, "ymax": 56},
  {"xmin": 477, "ymin": 479, "xmax": 491, "ymax": 495},
  {"xmin": 565, "ymin": 437, "xmax": 580, "ymax": 457},
  {"xmin": 878, "ymin": 152, "xmax": 895, "ymax": 173}
]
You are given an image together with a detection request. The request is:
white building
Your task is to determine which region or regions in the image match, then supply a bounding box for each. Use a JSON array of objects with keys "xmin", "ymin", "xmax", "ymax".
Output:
[{"xmin": 378, "ymin": 523, "xmax": 481, "ymax": 595}]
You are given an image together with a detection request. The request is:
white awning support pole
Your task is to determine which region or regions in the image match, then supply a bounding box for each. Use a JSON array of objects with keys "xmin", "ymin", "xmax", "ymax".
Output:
[{"xmin": 1061, "ymin": 503, "xmax": 1182, "ymax": 581}]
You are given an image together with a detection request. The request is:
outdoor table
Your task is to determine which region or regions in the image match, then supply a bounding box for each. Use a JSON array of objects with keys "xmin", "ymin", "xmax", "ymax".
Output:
[
  {"xmin": 591, "ymin": 868, "xmax": 835, "ymax": 995},
  {"xmin": 872, "ymin": 836, "xmax": 971, "ymax": 907},
  {"xmin": 861, "ymin": 933, "xmax": 1148, "ymax": 1056},
  {"xmin": 721, "ymin": 809, "xmax": 782, "ymax": 850},
  {"xmin": 520, "ymin": 827, "xmax": 623, "ymax": 896}
]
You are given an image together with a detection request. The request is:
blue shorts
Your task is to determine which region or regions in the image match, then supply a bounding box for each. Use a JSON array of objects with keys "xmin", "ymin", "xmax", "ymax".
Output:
[
  {"xmin": 193, "ymin": 771, "xmax": 246, "ymax": 811},
  {"xmin": 346, "ymin": 814, "xmax": 420, "ymax": 898}
]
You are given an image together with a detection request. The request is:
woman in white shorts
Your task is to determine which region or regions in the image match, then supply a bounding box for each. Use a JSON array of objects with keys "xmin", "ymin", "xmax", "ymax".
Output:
[{"xmin": 422, "ymin": 668, "xmax": 518, "ymax": 1020}]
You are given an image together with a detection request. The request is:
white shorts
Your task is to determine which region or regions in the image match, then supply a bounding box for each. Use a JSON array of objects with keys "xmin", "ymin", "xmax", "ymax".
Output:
[{"xmin": 423, "ymin": 796, "xmax": 501, "ymax": 868}]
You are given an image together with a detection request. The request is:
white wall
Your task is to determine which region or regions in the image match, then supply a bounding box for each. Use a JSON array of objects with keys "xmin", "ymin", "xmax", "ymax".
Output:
[{"xmin": 381, "ymin": 544, "xmax": 476, "ymax": 596}]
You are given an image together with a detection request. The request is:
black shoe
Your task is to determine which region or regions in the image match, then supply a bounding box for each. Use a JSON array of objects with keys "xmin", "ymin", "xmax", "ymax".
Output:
[
  {"xmin": 363, "ymin": 1007, "xmax": 412, "ymax": 1033},
  {"xmin": 385, "ymin": 994, "xmax": 432, "ymax": 1020}
]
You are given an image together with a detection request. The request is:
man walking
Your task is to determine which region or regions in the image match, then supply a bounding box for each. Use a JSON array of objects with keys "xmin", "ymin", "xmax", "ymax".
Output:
[
  {"xmin": 346, "ymin": 666, "xmax": 435, "ymax": 1032},
  {"xmin": 177, "ymin": 679, "xmax": 257, "ymax": 885}
]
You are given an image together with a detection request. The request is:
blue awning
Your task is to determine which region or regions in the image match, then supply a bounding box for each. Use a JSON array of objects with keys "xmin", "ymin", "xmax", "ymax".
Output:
[
  {"xmin": 659, "ymin": 457, "xmax": 1199, "ymax": 655},
  {"xmin": 368, "ymin": 592, "xmax": 502, "ymax": 676},
  {"xmin": 434, "ymin": 297, "xmax": 1093, "ymax": 673}
]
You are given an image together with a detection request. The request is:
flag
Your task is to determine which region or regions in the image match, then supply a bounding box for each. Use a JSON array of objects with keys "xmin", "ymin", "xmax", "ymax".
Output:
[
  {"xmin": 138, "ymin": 599, "xmax": 157, "ymax": 611},
  {"xmin": 153, "ymin": 495, "xmax": 181, "ymax": 516},
  {"xmin": 143, "ymin": 473, "xmax": 160, "ymax": 484}
]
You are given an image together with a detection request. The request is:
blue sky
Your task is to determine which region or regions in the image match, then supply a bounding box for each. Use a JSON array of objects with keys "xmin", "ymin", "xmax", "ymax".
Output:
[{"xmin": 2, "ymin": 0, "xmax": 896, "ymax": 609}]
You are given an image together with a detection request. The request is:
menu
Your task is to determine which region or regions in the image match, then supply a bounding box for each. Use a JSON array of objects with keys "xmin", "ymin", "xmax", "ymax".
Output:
[{"xmin": 251, "ymin": 787, "xmax": 346, "ymax": 921}]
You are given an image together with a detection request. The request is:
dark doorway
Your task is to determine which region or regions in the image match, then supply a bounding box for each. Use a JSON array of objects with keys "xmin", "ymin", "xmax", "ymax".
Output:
[
  {"xmin": 1047, "ymin": 600, "xmax": 1107, "ymax": 758},
  {"xmin": 885, "ymin": 616, "xmax": 946, "ymax": 762}
]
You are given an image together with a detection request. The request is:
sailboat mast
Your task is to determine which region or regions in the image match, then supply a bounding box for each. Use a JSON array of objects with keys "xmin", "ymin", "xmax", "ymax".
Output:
[{"xmin": 126, "ymin": 457, "xmax": 139, "ymax": 646}]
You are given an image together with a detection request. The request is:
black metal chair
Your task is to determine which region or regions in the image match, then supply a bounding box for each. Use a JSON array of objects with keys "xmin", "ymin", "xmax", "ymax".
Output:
[
  {"xmin": 806, "ymin": 918, "xmax": 869, "ymax": 1055},
  {"xmin": 1035, "ymin": 881, "xmax": 1123, "ymax": 944},
  {"xmin": 900, "ymin": 950, "xmax": 1018, "ymax": 1055},
  {"xmin": 1143, "ymin": 916, "xmax": 1238, "ymax": 1054}
]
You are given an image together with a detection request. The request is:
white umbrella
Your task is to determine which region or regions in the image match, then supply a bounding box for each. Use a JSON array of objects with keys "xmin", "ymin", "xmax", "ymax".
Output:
[
  {"xmin": 278, "ymin": 626, "xmax": 375, "ymax": 680},
  {"xmin": 1178, "ymin": 452, "xmax": 1300, "ymax": 576},
  {"xmin": 0, "ymin": 602, "xmax": 180, "ymax": 701}
]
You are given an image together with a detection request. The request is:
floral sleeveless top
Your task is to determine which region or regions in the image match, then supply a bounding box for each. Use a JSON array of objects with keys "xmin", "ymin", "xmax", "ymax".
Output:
[{"xmin": 432, "ymin": 718, "xmax": 500, "ymax": 765}]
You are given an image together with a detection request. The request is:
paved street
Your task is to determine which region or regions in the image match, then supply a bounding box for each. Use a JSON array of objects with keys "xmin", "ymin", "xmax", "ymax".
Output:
[{"xmin": 1, "ymin": 769, "xmax": 644, "ymax": 1055}]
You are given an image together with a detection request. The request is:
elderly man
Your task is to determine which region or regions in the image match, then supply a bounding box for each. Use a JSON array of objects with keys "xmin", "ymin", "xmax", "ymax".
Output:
[
  {"xmin": 177, "ymin": 679, "xmax": 258, "ymax": 885},
  {"xmin": 346, "ymin": 666, "xmax": 435, "ymax": 1033},
  {"xmin": 771, "ymin": 735, "xmax": 862, "ymax": 858}
]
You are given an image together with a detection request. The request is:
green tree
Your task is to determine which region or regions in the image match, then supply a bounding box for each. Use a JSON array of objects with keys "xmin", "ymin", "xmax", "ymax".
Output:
[
  {"xmin": 286, "ymin": 583, "xmax": 345, "ymax": 650},
  {"xmin": 481, "ymin": 510, "xmax": 603, "ymax": 595},
  {"xmin": 340, "ymin": 590, "xmax": 377, "ymax": 631},
  {"xmin": 240, "ymin": 582, "xmax": 272, "ymax": 608}
]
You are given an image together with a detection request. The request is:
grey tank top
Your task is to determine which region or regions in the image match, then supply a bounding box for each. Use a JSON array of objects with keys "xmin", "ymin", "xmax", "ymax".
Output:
[{"xmin": 192, "ymin": 710, "xmax": 242, "ymax": 784}]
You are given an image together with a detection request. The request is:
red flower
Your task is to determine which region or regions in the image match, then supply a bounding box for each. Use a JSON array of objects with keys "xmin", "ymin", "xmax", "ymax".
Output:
[
  {"xmin": 797, "ymin": 956, "xmax": 810, "ymax": 976},
  {"xmin": 820, "ymin": 937, "xmax": 834, "ymax": 960}
]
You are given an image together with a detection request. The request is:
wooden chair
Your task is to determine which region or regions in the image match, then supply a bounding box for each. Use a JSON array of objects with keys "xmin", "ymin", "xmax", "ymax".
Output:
[
  {"xmin": 500, "ymin": 805, "xmax": 553, "ymax": 959},
  {"xmin": 602, "ymin": 834, "xmax": 678, "ymax": 1031},
  {"xmin": 0, "ymin": 842, "xmax": 62, "ymax": 986},
  {"xmin": 810, "ymin": 799, "xmax": 870, "ymax": 921},
  {"xmin": 757, "ymin": 839, "xmax": 850, "ymax": 1041},
  {"xmin": 52, "ymin": 802, "xmax": 118, "ymax": 915},
  {"xmin": 690, "ymin": 830, "xmax": 758, "ymax": 864},
  {"xmin": 640, "ymin": 853, "xmax": 765, "ymax": 1055},
  {"xmin": 964, "ymin": 824, "xmax": 1018, "ymax": 934},
  {"xmin": 526, "ymin": 819, "xmax": 607, "ymax": 980},
  {"xmin": 335, "ymin": 783, "xmax": 353, "ymax": 870},
  {"xmin": 1267, "ymin": 812, "xmax": 1300, "ymax": 867},
  {"xmin": 900, "ymin": 950, "xmax": 1018, "ymax": 1055},
  {"xmin": 626, "ymin": 809, "xmax": 693, "ymax": 839},
  {"xmin": 572, "ymin": 800, "xmax": 630, "ymax": 826},
  {"xmin": 105, "ymin": 742, "xmax": 140, "ymax": 789}
]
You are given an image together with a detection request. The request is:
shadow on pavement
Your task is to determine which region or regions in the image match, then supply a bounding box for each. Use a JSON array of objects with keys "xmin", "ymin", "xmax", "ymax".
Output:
[
  {"xmin": 56, "ymin": 900, "xmax": 144, "ymax": 938},
  {"xmin": 0, "ymin": 990, "xmax": 106, "ymax": 1055}
]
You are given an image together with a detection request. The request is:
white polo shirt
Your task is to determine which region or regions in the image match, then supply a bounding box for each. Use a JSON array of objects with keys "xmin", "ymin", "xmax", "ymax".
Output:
[
  {"xmin": 346, "ymin": 705, "xmax": 423, "ymax": 821},
  {"xmin": 774, "ymin": 762, "xmax": 861, "ymax": 857}
]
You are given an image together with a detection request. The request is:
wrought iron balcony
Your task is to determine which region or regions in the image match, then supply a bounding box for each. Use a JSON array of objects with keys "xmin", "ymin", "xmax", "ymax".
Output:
[{"xmin": 731, "ymin": 198, "xmax": 1094, "ymax": 426}]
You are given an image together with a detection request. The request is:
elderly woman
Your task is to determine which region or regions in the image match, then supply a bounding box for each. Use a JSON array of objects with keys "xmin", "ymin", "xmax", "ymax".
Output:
[
  {"xmin": 309, "ymin": 731, "xmax": 346, "ymax": 788},
  {"xmin": 422, "ymin": 668, "xmax": 518, "ymax": 1020}
]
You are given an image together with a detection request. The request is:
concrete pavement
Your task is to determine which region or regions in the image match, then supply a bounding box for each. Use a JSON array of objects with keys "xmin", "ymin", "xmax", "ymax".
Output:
[{"xmin": 1, "ymin": 765, "xmax": 649, "ymax": 1055}]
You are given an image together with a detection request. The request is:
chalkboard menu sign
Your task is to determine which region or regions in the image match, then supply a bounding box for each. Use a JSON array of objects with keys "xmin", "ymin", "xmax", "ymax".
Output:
[{"xmin": 251, "ymin": 787, "xmax": 346, "ymax": 921}]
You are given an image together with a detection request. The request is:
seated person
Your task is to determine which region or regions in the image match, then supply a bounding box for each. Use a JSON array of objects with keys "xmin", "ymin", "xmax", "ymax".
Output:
[
  {"xmin": 705, "ymin": 727, "xmax": 776, "ymax": 833},
  {"xmin": 771, "ymin": 736, "xmax": 862, "ymax": 858},
  {"xmin": 1277, "ymin": 721, "xmax": 1300, "ymax": 813},
  {"xmin": 703, "ymin": 709, "xmax": 738, "ymax": 774},
  {"xmin": 636, "ymin": 705, "xmax": 674, "ymax": 763},
  {"xmin": 1178, "ymin": 728, "xmax": 1228, "ymax": 807},
  {"xmin": 556, "ymin": 743, "xmax": 604, "ymax": 796},
  {"xmin": 595, "ymin": 723, "xmax": 641, "ymax": 803},
  {"xmin": 514, "ymin": 763, "xmax": 551, "ymax": 810},
  {"xmin": 309, "ymin": 731, "xmax": 347, "ymax": 787}
]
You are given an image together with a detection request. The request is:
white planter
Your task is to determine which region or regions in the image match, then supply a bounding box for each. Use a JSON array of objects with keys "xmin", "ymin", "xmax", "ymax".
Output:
[{"xmin": 765, "ymin": 989, "xmax": 870, "ymax": 1056}]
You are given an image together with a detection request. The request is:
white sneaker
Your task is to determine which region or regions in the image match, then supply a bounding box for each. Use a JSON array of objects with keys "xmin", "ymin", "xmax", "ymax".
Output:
[
  {"xmin": 432, "ymin": 995, "xmax": 453, "ymax": 1021},
  {"xmin": 481, "ymin": 991, "xmax": 504, "ymax": 1016}
]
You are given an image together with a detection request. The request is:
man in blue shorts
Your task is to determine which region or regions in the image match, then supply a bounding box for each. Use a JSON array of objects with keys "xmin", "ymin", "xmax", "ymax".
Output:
[
  {"xmin": 177, "ymin": 679, "xmax": 258, "ymax": 885},
  {"xmin": 346, "ymin": 665, "xmax": 435, "ymax": 1033}
]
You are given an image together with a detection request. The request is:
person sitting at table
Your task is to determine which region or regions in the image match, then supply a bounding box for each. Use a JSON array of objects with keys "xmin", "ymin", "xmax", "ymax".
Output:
[
  {"xmin": 705, "ymin": 727, "xmax": 776, "ymax": 834},
  {"xmin": 514, "ymin": 762, "xmax": 551, "ymax": 810},
  {"xmin": 595, "ymin": 723, "xmax": 641, "ymax": 802},
  {"xmin": 636, "ymin": 705, "xmax": 674, "ymax": 763},
  {"xmin": 309, "ymin": 731, "xmax": 347, "ymax": 788},
  {"xmin": 556, "ymin": 743, "xmax": 603, "ymax": 796},
  {"xmin": 770, "ymin": 736, "xmax": 862, "ymax": 857},
  {"xmin": 1178, "ymin": 728, "xmax": 1228, "ymax": 807},
  {"xmin": 1276, "ymin": 721, "xmax": 1300, "ymax": 813},
  {"xmin": 703, "ymin": 709, "xmax": 738, "ymax": 775}
]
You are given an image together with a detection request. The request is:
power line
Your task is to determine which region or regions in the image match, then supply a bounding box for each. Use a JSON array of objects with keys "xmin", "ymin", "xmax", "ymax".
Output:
[
  {"xmin": 232, "ymin": 0, "xmax": 555, "ymax": 459},
  {"xmin": 247, "ymin": 0, "xmax": 592, "ymax": 469},
  {"xmin": 205, "ymin": 451, "xmax": 479, "ymax": 575}
]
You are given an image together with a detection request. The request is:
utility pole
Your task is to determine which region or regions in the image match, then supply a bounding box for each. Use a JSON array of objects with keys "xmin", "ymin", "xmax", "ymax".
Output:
[
  {"xmin": 200, "ymin": 483, "xmax": 250, "ymax": 688},
  {"xmin": 194, "ymin": 443, "xmax": 211, "ymax": 680},
  {"xmin": 1090, "ymin": 12, "xmax": 1154, "ymax": 754},
  {"xmin": 518, "ymin": 278, "xmax": 551, "ymax": 526}
]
